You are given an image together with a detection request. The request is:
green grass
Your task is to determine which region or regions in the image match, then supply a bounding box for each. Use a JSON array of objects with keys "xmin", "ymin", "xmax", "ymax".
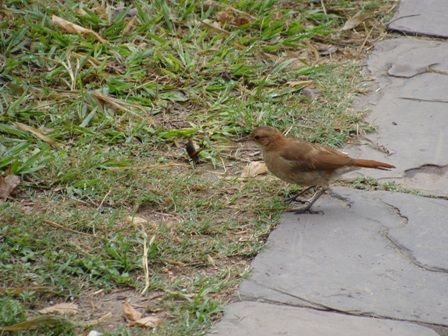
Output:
[{"xmin": 0, "ymin": 0, "xmax": 395, "ymax": 335}]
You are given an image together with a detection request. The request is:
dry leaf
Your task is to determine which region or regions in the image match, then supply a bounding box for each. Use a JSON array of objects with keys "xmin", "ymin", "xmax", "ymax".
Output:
[
  {"xmin": 126, "ymin": 216, "xmax": 148, "ymax": 225},
  {"xmin": 0, "ymin": 316, "xmax": 66, "ymax": 332},
  {"xmin": 134, "ymin": 315, "xmax": 163, "ymax": 328},
  {"xmin": 199, "ymin": 19, "xmax": 230, "ymax": 35},
  {"xmin": 207, "ymin": 255, "xmax": 216, "ymax": 267},
  {"xmin": 0, "ymin": 175, "xmax": 20, "ymax": 199},
  {"xmin": 301, "ymin": 87, "xmax": 321, "ymax": 99},
  {"xmin": 241, "ymin": 162, "xmax": 268, "ymax": 178},
  {"xmin": 233, "ymin": 16, "xmax": 249, "ymax": 26},
  {"xmin": 76, "ymin": 8, "xmax": 88, "ymax": 16},
  {"xmin": 92, "ymin": 92, "xmax": 153, "ymax": 123},
  {"xmin": 52, "ymin": 15, "xmax": 107, "ymax": 43},
  {"xmin": 39, "ymin": 303, "xmax": 78, "ymax": 315},
  {"xmin": 287, "ymin": 80, "xmax": 313, "ymax": 87},
  {"xmin": 123, "ymin": 16, "xmax": 137, "ymax": 35},
  {"xmin": 215, "ymin": 10, "xmax": 233, "ymax": 24},
  {"xmin": 0, "ymin": 286, "xmax": 49, "ymax": 295},
  {"xmin": 342, "ymin": 11, "xmax": 364, "ymax": 31},
  {"xmin": 123, "ymin": 302, "xmax": 142, "ymax": 323},
  {"xmin": 14, "ymin": 122, "xmax": 60, "ymax": 147},
  {"xmin": 318, "ymin": 45, "xmax": 338, "ymax": 56}
]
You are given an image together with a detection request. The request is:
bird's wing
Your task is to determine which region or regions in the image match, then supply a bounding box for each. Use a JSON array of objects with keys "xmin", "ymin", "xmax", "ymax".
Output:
[{"xmin": 280, "ymin": 141, "xmax": 353, "ymax": 171}]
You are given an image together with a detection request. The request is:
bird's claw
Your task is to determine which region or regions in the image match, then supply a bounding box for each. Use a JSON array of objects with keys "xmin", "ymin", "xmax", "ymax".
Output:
[{"xmin": 286, "ymin": 202, "xmax": 324, "ymax": 215}]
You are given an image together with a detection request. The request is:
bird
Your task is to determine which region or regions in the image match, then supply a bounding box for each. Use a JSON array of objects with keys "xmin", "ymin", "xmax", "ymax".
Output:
[{"xmin": 250, "ymin": 126, "xmax": 395, "ymax": 213}]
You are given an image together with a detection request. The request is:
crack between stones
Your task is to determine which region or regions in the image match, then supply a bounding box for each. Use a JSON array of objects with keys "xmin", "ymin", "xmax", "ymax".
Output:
[
  {"xmin": 387, "ymin": 62, "xmax": 448, "ymax": 79},
  {"xmin": 384, "ymin": 233, "xmax": 448, "ymax": 274},
  {"xmin": 240, "ymin": 280, "xmax": 448, "ymax": 329},
  {"xmin": 380, "ymin": 201, "xmax": 448, "ymax": 274},
  {"xmin": 399, "ymin": 97, "xmax": 448, "ymax": 104},
  {"xmin": 381, "ymin": 201, "xmax": 409, "ymax": 224},
  {"xmin": 404, "ymin": 163, "xmax": 448, "ymax": 177},
  {"xmin": 358, "ymin": 136, "xmax": 394, "ymax": 156}
]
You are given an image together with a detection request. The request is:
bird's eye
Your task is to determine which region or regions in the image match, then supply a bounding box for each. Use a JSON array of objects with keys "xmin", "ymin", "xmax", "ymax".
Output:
[{"xmin": 254, "ymin": 135, "xmax": 261, "ymax": 140}]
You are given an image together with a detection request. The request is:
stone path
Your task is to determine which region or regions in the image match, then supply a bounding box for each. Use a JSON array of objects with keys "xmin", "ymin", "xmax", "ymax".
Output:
[
  {"xmin": 208, "ymin": 2, "xmax": 448, "ymax": 336},
  {"xmin": 345, "ymin": 37, "xmax": 448, "ymax": 196}
]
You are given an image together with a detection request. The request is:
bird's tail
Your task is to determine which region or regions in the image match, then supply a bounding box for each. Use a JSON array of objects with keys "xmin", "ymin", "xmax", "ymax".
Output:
[{"xmin": 351, "ymin": 159, "xmax": 395, "ymax": 171}]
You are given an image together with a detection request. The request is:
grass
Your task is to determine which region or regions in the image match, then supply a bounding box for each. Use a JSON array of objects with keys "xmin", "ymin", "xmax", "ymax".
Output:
[{"xmin": 0, "ymin": 0, "xmax": 396, "ymax": 335}]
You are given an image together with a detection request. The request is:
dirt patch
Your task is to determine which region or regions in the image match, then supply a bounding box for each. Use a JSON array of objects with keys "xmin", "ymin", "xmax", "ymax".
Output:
[{"xmin": 77, "ymin": 288, "xmax": 165, "ymax": 331}]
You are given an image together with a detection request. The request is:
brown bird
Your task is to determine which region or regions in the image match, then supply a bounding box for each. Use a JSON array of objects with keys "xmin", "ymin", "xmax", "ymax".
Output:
[{"xmin": 250, "ymin": 126, "xmax": 395, "ymax": 213}]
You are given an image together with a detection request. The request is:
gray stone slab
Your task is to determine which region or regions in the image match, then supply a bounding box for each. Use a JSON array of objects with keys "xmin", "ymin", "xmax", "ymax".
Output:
[
  {"xmin": 343, "ymin": 38, "xmax": 448, "ymax": 195},
  {"xmin": 209, "ymin": 302, "xmax": 439, "ymax": 336},
  {"xmin": 388, "ymin": 0, "xmax": 448, "ymax": 38},
  {"xmin": 238, "ymin": 188, "xmax": 448, "ymax": 326}
]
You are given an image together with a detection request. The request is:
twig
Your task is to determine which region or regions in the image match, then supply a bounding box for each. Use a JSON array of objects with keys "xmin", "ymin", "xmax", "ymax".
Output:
[
  {"xmin": 78, "ymin": 312, "xmax": 113, "ymax": 327},
  {"xmin": 108, "ymin": 162, "xmax": 187, "ymax": 171},
  {"xmin": 199, "ymin": 20, "xmax": 230, "ymax": 35},
  {"xmin": 320, "ymin": 0, "xmax": 327, "ymax": 17},
  {"xmin": 97, "ymin": 188, "xmax": 112, "ymax": 210},
  {"xmin": 42, "ymin": 220, "xmax": 97, "ymax": 237},
  {"xmin": 140, "ymin": 225, "xmax": 154, "ymax": 295},
  {"xmin": 358, "ymin": 26, "xmax": 374, "ymax": 56}
]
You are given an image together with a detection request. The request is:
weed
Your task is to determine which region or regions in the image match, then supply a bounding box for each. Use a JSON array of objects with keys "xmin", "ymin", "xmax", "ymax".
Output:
[{"xmin": 0, "ymin": 0, "xmax": 396, "ymax": 334}]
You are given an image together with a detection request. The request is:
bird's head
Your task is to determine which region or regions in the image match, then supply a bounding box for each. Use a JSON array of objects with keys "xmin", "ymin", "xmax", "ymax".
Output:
[{"xmin": 250, "ymin": 126, "xmax": 284, "ymax": 148}]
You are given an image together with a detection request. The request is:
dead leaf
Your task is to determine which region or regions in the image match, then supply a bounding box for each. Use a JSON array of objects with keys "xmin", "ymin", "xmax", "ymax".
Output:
[
  {"xmin": 342, "ymin": 11, "xmax": 365, "ymax": 31},
  {"xmin": 199, "ymin": 19, "xmax": 230, "ymax": 35},
  {"xmin": 92, "ymin": 92, "xmax": 153, "ymax": 123},
  {"xmin": 75, "ymin": 8, "xmax": 88, "ymax": 16},
  {"xmin": 241, "ymin": 162, "xmax": 268, "ymax": 178},
  {"xmin": 0, "ymin": 286, "xmax": 49, "ymax": 295},
  {"xmin": 0, "ymin": 316, "xmax": 67, "ymax": 332},
  {"xmin": 134, "ymin": 315, "xmax": 163, "ymax": 328},
  {"xmin": 207, "ymin": 255, "xmax": 216, "ymax": 267},
  {"xmin": 233, "ymin": 16, "xmax": 249, "ymax": 26},
  {"xmin": 39, "ymin": 303, "xmax": 78, "ymax": 315},
  {"xmin": 52, "ymin": 15, "xmax": 107, "ymax": 43},
  {"xmin": 123, "ymin": 16, "xmax": 137, "ymax": 35},
  {"xmin": 123, "ymin": 302, "xmax": 142, "ymax": 323},
  {"xmin": 301, "ymin": 87, "xmax": 321, "ymax": 99},
  {"xmin": 14, "ymin": 122, "xmax": 60, "ymax": 147},
  {"xmin": 0, "ymin": 175, "xmax": 20, "ymax": 199},
  {"xmin": 318, "ymin": 45, "xmax": 338, "ymax": 56},
  {"xmin": 287, "ymin": 80, "xmax": 313, "ymax": 87},
  {"xmin": 126, "ymin": 216, "xmax": 148, "ymax": 225},
  {"xmin": 215, "ymin": 10, "xmax": 233, "ymax": 24}
]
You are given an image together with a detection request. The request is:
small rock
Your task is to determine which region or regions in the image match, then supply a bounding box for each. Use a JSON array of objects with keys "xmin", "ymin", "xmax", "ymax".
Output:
[{"xmin": 87, "ymin": 331, "xmax": 103, "ymax": 336}]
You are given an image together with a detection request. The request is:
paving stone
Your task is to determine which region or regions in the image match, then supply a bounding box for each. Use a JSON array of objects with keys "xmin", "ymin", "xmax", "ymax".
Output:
[
  {"xmin": 209, "ymin": 301, "xmax": 439, "ymax": 336},
  {"xmin": 388, "ymin": 0, "xmax": 448, "ymax": 38},
  {"xmin": 238, "ymin": 188, "xmax": 448, "ymax": 326},
  {"xmin": 344, "ymin": 38, "xmax": 448, "ymax": 195}
]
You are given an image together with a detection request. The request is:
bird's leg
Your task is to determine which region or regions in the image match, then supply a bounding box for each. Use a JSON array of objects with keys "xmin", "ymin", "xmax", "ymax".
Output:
[
  {"xmin": 294, "ymin": 187, "xmax": 326, "ymax": 214},
  {"xmin": 285, "ymin": 185, "xmax": 315, "ymax": 204}
]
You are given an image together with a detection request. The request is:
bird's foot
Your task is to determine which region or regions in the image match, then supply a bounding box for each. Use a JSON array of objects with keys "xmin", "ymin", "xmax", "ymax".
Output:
[
  {"xmin": 291, "ymin": 203, "xmax": 324, "ymax": 215},
  {"xmin": 286, "ymin": 200, "xmax": 324, "ymax": 215},
  {"xmin": 286, "ymin": 187, "xmax": 327, "ymax": 215},
  {"xmin": 286, "ymin": 196, "xmax": 307, "ymax": 204}
]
